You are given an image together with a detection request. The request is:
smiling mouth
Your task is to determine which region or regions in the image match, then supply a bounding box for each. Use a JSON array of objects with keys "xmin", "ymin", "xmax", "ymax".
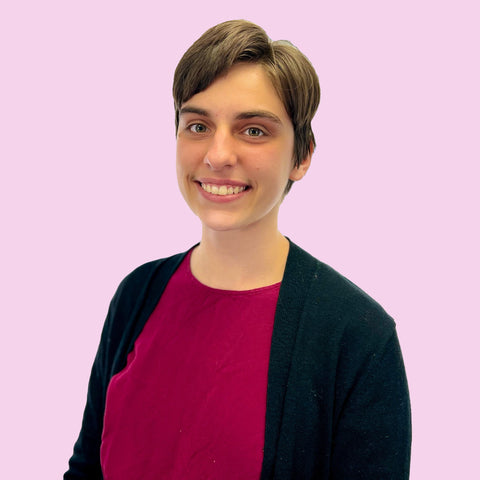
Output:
[{"xmin": 200, "ymin": 183, "xmax": 249, "ymax": 196}]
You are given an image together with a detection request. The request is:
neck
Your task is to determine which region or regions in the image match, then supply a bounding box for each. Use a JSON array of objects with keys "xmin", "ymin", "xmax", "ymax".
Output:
[{"xmin": 190, "ymin": 220, "xmax": 290, "ymax": 291}]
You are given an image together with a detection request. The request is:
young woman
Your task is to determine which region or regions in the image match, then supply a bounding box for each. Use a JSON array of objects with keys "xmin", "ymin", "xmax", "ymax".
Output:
[{"xmin": 65, "ymin": 20, "xmax": 411, "ymax": 480}]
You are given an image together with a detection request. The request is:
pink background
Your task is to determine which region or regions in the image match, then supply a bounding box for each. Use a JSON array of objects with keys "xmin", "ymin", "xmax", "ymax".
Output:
[{"xmin": 1, "ymin": 1, "xmax": 479, "ymax": 478}]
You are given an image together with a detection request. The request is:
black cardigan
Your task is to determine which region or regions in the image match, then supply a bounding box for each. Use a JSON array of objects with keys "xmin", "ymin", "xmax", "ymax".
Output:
[{"xmin": 65, "ymin": 241, "xmax": 411, "ymax": 479}]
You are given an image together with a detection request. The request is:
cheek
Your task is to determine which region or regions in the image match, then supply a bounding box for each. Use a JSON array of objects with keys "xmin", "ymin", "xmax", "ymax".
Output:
[
  {"xmin": 176, "ymin": 144, "xmax": 191, "ymax": 175},
  {"xmin": 175, "ymin": 148, "xmax": 191, "ymax": 188},
  {"xmin": 176, "ymin": 140, "xmax": 205, "ymax": 169},
  {"xmin": 261, "ymin": 147, "xmax": 295, "ymax": 181}
]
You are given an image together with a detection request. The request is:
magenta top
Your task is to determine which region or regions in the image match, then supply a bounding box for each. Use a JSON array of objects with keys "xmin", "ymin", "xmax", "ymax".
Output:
[{"xmin": 100, "ymin": 250, "xmax": 280, "ymax": 479}]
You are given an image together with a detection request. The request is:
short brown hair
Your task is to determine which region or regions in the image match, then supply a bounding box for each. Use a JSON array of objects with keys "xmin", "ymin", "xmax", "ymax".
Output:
[{"xmin": 173, "ymin": 20, "xmax": 320, "ymax": 193}]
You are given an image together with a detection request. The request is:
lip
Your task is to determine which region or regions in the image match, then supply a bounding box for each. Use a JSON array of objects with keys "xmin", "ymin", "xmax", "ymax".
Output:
[{"xmin": 196, "ymin": 177, "xmax": 250, "ymax": 188}]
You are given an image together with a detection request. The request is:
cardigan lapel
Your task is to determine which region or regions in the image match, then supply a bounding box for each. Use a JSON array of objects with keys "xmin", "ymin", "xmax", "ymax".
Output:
[{"xmin": 260, "ymin": 240, "xmax": 319, "ymax": 479}]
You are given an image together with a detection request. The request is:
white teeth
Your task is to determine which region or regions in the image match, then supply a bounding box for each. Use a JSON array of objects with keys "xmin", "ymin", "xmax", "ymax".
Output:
[{"xmin": 200, "ymin": 183, "xmax": 247, "ymax": 196}]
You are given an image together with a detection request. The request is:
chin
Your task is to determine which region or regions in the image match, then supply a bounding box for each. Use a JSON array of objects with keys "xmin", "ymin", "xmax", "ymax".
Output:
[{"xmin": 199, "ymin": 216, "xmax": 242, "ymax": 232}]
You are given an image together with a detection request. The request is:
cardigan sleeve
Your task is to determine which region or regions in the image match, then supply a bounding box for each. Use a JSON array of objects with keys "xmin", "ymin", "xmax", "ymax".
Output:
[
  {"xmin": 64, "ymin": 254, "xmax": 185, "ymax": 479},
  {"xmin": 261, "ymin": 245, "xmax": 411, "ymax": 479},
  {"xmin": 64, "ymin": 260, "xmax": 165, "ymax": 479},
  {"xmin": 330, "ymin": 328, "xmax": 411, "ymax": 479},
  {"xmin": 63, "ymin": 282, "xmax": 129, "ymax": 480}
]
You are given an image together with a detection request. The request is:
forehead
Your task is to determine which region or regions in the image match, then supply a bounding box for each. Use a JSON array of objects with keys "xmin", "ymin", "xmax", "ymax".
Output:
[{"xmin": 180, "ymin": 63, "xmax": 289, "ymax": 122}]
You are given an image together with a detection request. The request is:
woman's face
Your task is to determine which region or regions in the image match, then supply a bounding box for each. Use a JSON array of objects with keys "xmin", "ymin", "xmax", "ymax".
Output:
[{"xmin": 176, "ymin": 63, "xmax": 309, "ymax": 235}]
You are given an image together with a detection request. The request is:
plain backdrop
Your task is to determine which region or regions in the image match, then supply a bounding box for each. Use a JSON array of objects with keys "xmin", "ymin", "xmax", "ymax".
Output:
[{"xmin": 1, "ymin": 1, "xmax": 479, "ymax": 478}]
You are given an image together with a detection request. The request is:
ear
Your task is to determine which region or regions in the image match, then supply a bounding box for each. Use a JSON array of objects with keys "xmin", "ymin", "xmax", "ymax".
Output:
[{"xmin": 289, "ymin": 142, "xmax": 313, "ymax": 182}]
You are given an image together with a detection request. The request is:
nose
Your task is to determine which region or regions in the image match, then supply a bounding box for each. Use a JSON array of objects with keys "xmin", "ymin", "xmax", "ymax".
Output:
[{"xmin": 204, "ymin": 129, "xmax": 237, "ymax": 170}]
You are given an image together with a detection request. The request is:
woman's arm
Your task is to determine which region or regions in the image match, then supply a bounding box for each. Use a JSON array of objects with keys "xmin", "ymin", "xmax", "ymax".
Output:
[{"xmin": 331, "ymin": 329, "xmax": 411, "ymax": 479}]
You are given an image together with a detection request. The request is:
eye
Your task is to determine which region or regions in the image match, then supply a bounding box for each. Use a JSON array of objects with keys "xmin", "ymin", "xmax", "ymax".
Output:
[
  {"xmin": 189, "ymin": 123, "xmax": 208, "ymax": 134},
  {"xmin": 244, "ymin": 127, "xmax": 265, "ymax": 137}
]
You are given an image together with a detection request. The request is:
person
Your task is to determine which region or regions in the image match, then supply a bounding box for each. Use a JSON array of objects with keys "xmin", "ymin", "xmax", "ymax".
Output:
[{"xmin": 65, "ymin": 19, "xmax": 411, "ymax": 480}]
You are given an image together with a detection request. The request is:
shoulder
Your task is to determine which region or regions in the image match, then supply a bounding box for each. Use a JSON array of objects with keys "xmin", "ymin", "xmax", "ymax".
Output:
[
  {"xmin": 97, "ymin": 249, "xmax": 191, "ymax": 374},
  {"xmin": 103, "ymin": 250, "xmax": 190, "ymax": 338},
  {"xmin": 112, "ymin": 250, "xmax": 189, "ymax": 307},
  {"xmin": 283, "ymin": 241, "xmax": 396, "ymax": 350}
]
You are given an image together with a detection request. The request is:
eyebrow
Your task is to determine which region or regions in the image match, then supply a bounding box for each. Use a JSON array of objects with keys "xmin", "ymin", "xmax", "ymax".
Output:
[
  {"xmin": 179, "ymin": 106, "xmax": 209, "ymax": 117},
  {"xmin": 179, "ymin": 106, "xmax": 283, "ymax": 125},
  {"xmin": 235, "ymin": 110, "xmax": 283, "ymax": 125}
]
